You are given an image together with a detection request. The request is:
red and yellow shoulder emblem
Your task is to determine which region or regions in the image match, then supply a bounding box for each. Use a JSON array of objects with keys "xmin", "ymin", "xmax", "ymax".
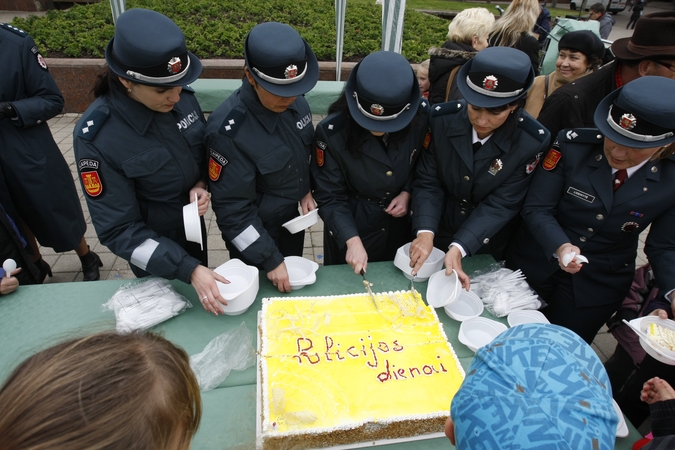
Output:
[
  {"xmin": 208, "ymin": 148, "xmax": 228, "ymax": 182},
  {"xmin": 78, "ymin": 159, "xmax": 103, "ymax": 198},
  {"xmin": 542, "ymin": 148, "xmax": 562, "ymax": 171},
  {"xmin": 315, "ymin": 140, "xmax": 327, "ymax": 167}
]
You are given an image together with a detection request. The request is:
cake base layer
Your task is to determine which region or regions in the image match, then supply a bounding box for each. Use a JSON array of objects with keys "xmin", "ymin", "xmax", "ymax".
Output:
[{"xmin": 258, "ymin": 291, "xmax": 465, "ymax": 450}]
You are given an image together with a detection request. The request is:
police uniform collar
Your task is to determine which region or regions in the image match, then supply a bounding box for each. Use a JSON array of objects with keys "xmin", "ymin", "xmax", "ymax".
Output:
[
  {"xmin": 240, "ymin": 81, "xmax": 298, "ymax": 134},
  {"xmin": 110, "ymin": 89, "xmax": 158, "ymax": 135}
]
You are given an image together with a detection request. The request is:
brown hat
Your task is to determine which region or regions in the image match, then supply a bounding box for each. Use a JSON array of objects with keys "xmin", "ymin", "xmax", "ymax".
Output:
[{"xmin": 611, "ymin": 12, "xmax": 675, "ymax": 61}]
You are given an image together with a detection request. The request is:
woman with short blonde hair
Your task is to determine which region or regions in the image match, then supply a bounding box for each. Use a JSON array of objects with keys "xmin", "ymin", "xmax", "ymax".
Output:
[
  {"xmin": 0, "ymin": 331, "xmax": 201, "ymax": 450},
  {"xmin": 428, "ymin": 7, "xmax": 495, "ymax": 104}
]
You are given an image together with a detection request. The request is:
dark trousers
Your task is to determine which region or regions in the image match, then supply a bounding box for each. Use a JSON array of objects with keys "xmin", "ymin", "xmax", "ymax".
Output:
[{"xmin": 525, "ymin": 269, "xmax": 624, "ymax": 344}]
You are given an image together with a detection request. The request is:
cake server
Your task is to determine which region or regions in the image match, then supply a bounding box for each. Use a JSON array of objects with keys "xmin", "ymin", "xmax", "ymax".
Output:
[{"xmin": 360, "ymin": 269, "xmax": 380, "ymax": 311}]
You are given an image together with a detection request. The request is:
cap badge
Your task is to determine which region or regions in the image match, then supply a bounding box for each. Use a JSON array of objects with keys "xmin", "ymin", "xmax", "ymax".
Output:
[
  {"xmin": 284, "ymin": 64, "xmax": 298, "ymax": 79},
  {"xmin": 620, "ymin": 113, "xmax": 636, "ymax": 130},
  {"xmin": 370, "ymin": 104, "xmax": 385, "ymax": 116},
  {"xmin": 483, "ymin": 75, "xmax": 498, "ymax": 91},
  {"xmin": 167, "ymin": 57, "xmax": 182, "ymax": 74}
]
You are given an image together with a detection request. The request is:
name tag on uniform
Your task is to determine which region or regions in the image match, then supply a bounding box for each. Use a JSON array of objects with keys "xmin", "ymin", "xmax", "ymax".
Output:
[{"xmin": 566, "ymin": 186, "xmax": 595, "ymax": 203}]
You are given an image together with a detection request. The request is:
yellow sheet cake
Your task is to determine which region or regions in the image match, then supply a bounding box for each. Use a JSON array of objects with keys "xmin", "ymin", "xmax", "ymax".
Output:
[{"xmin": 259, "ymin": 290, "xmax": 465, "ymax": 449}]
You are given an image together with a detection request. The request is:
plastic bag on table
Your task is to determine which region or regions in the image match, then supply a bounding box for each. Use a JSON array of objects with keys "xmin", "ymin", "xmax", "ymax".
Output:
[
  {"xmin": 103, "ymin": 277, "xmax": 192, "ymax": 332},
  {"xmin": 190, "ymin": 322, "xmax": 256, "ymax": 391}
]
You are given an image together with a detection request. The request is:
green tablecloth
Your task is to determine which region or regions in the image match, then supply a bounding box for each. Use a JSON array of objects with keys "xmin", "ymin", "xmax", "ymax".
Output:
[
  {"xmin": 191, "ymin": 79, "xmax": 346, "ymax": 114},
  {"xmin": 0, "ymin": 257, "xmax": 640, "ymax": 449}
]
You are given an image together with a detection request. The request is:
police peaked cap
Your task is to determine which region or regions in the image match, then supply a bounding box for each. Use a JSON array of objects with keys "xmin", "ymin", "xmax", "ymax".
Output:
[
  {"xmin": 345, "ymin": 51, "xmax": 420, "ymax": 133},
  {"xmin": 106, "ymin": 8, "xmax": 203, "ymax": 87},
  {"xmin": 457, "ymin": 47, "xmax": 534, "ymax": 109},
  {"xmin": 244, "ymin": 22, "xmax": 319, "ymax": 98},
  {"xmin": 594, "ymin": 76, "xmax": 675, "ymax": 149}
]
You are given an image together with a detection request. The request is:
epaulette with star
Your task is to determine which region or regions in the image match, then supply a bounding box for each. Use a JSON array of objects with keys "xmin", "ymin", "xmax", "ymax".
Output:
[
  {"xmin": 517, "ymin": 114, "xmax": 549, "ymax": 143},
  {"xmin": 0, "ymin": 23, "xmax": 28, "ymax": 37},
  {"xmin": 418, "ymin": 98, "xmax": 430, "ymax": 112},
  {"xmin": 218, "ymin": 108, "xmax": 246, "ymax": 138},
  {"xmin": 430, "ymin": 100, "xmax": 464, "ymax": 117},
  {"xmin": 317, "ymin": 113, "xmax": 346, "ymax": 137},
  {"xmin": 77, "ymin": 108, "xmax": 109, "ymax": 141},
  {"xmin": 559, "ymin": 128, "xmax": 604, "ymax": 145}
]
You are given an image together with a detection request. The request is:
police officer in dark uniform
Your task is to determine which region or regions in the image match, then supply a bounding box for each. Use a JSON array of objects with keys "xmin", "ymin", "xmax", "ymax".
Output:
[
  {"xmin": 311, "ymin": 51, "xmax": 428, "ymax": 274},
  {"xmin": 507, "ymin": 76, "xmax": 675, "ymax": 344},
  {"xmin": 409, "ymin": 47, "xmax": 550, "ymax": 289},
  {"xmin": 206, "ymin": 22, "xmax": 318, "ymax": 293},
  {"xmin": 74, "ymin": 9, "xmax": 229, "ymax": 315},
  {"xmin": 0, "ymin": 22, "xmax": 101, "ymax": 282}
]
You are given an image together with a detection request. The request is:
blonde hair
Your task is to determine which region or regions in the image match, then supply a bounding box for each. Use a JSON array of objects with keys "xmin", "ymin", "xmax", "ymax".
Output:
[
  {"xmin": 447, "ymin": 7, "xmax": 496, "ymax": 46},
  {"xmin": 417, "ymin": 59, "xmax": 430, "ymax": 75},
  {"xmin": 0, "ymin": 331, "xmax": 201, "ymax": 450},
  {"xmin": 490, "ymin": 0, "xmax": 540, "ymax": 48}
]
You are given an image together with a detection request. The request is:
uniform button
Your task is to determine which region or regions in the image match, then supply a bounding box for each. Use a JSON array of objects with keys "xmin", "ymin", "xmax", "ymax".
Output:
[
  {"xmin": 36, "ymin": 120, "xmax": 42, "ymax": 124},
  {"xmin": 579, "ymin": 236, "xmax": 587, "ymax": 242},
  {"xmin": 386, "ymin": 171, "xmax": 393, "ymax": 177},
  {"xmin": 329, "ymin": 231, "xmax": 333, "ymax": 236},
  {"xmin": 651, "ymin": 166, "xmax": 658, "ymax": 173},
  {"xmin": 483, "ymin": 238, "xmax": 490, "ymax": 244},
  {"xmin": 460, "ymin": 211, "xmax": 466, "ymax": 215},
  {"xmin": 385, "ymin": 192, "xmax": 390, "ymax": 195},
  {"xmin": 463, "ymin": 176, "xmax": 470, "ymax": 181},
  {"xmin": 596, "ymin": 214, "xmax": 604, "ymax": 220},
  {"xmin": 587, "ymin": 228, "xmax": 594, "ymax": 232},
  {"xmin": 381, "ymin": 228, "xmax": 386, "ymax": 232},
  {"xmin": 643, "ymin": 187, "xmax": 648, "ymax": 192}
]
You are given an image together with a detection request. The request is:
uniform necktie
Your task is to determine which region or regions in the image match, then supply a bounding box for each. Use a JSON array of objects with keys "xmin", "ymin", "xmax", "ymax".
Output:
[
  {"xmin": 472, "ymin": 141, "xmax": 482, "ymax": 153},
  {"xmin": 613, "ymin": 169, "xmax": 628, "ymax": 192}
]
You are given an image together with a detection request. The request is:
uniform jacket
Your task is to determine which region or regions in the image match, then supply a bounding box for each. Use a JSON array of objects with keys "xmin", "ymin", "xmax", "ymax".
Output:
[
  {"xmin": 508, "ymin": 129, "xmax": 675, "ymax": 308},
  {"xmin": 0, "ymin": 23, "xmax": 85, "ymax": 252},
  {"xmin": 74, "ymin": 88, "xmax": 207, "ymax": 283},
  {"xmin": 311, "ymin": 100, "xmax": 429, "ymax": 256},
  {"xmin": 411, "ymin": 100, "xmax": 550, "ymax": 256},
  {"xmin": 537, "ymin": 61, "xmax": 617, "ymax": 144},
  {"xmin": 205, "ymin": 81, "xmax": 313, "ymax": 272}
]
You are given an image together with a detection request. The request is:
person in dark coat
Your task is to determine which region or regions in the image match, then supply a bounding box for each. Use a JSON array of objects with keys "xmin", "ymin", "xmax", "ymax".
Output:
[
  {"xmin": 311, "ymin": 51, "xmax": 428, "ymax": 274},
  {"xmin": 427, "ymin": 7, "xmax": 494, "ymax": 104},
  {"xmin": 206, "ymin": 22, "xmax": 319, "ymax": 293},
  {"xmin": 627, "ymin": 0, "xmax": 645, "ymax": 29},
  {"xmin": 73, "ymin": 9, "xmax": 229, "ymax": 315},
  {"xmin": 409, "ymin": 47, "xmax": 550, "ymax": 289},
  {"xmin": 506, "ymin": 76, "xmax": 675, "ymax": 344},
  {"xmin": 537, "ymin": 12, "xmax": 675, "ymax": 146},
  {"xmin": 0, "ymin": 22, "xmax": 101, "ymax": 282}
]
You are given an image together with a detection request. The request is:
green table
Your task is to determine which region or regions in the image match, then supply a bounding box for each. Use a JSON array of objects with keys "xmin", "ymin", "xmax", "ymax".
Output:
[{"xmin": 0, "ymin": 258, "xmax": 640, "ymax": 449}]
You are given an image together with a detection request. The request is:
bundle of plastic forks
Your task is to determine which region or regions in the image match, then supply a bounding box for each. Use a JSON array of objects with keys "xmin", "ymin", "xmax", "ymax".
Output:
[{"xmin": 472, "ymin": 268, "xmax": 541, "ymax": 318}]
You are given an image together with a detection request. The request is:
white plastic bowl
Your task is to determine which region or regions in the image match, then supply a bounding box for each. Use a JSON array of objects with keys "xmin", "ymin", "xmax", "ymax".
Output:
[
  {"xmin": 426, "ymin": 269, "xmax": 460, "ymax": 308},
  {"xmin": 213, "ymin": 259, "xmax": 259, "ymax": 315},
  {"xmin": 444, "ymin": 290, "xmax": 483, "ymax": 321},
  {"xmin": 393, "ymin": 242, "xmax": 445, "ymax": 281},
  {"xmin": 282, "ymin": 209, "xmax": 319, "ymax": 234},
  {"xmin": 458, "ymin": 317, "xmax": 508, "ymax": 353},
  {"xmin": 634, "ymin": 316, "xmax": 675, "ymax": 366},
  {"xmin": 182, "ymin": 193, "xmax": 203, "ymax": 250},
  {"xmin": 507, "ymin": 310, "xmax": 550, "ymax": 327},
  {"xmin": 612, "ymin": 399, "xmax": 629, "ymax": 438},
  {"xmin": 284, "ymin": 256, "xmax": 319, "ymax": 290}
]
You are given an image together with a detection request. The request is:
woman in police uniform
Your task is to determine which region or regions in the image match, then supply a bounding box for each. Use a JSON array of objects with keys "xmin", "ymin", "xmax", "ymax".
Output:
[
  {"xmin": 507, "ymin": 76, "xmax": 675, "ymax": 344},
  {"xmin": 409, "ymin": 47, "xmax": 550, "ymax": 289},
  {"xmin": 73, "ymin": 9, "xmax": 228, "ymax": 315},
  {"xmin": 311, "ymin": 51, "xmax": 428, "ymax": 274}
]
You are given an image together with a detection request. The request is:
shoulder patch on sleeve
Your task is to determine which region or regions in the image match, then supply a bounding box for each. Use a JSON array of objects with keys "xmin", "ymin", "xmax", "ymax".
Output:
[
  {"xmin": 315, "ymin": 140, "xmax": 326, "ymax": 167},
  {"xmin": 560, "ymin": 128, "xmax": 604, "ymax": 144},
  {"xmin": 0, "ymin": 23, "xmax": 28, "ymax": 37},
  {"xmin": 517, "ymin": 114, "xmax": 550, "ymax": 143},
  {"xmin": 218, "ymin": 108, "xmax": 246, "ymax": 138},
  {"xmin": 208, "ymin": 148, "xmax": 228, "ymax": 182},
  {"xmin": 542, "ymin": 139, "xmax": 562, "ymax": 171},
  {"xmin": 78, "ymin": 159, "xmax": 105, "ymax": 199},
  {"xmin": 430, "ymin": 100, "xmax": 464, "ymax": 117},
  {"xmin": 77, "ymin": 108, "xmax": 109, "ymax": 141},
  {"xmin": 182, "ymin": 84, "xmax": 195, "ymax": 93}
]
